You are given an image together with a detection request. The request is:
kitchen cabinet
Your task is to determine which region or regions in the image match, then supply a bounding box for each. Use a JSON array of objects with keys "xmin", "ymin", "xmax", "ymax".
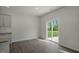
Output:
[
  {"xmin": 0, "ymin": 15, "xmax": 3, "ymax": 27},
  {"xmin": 0, "ymin": 14, "xmax": 11, "ymax": 53},
  {"xmin": 0, "ymin": 42, "xmax": 9, "ymax": 53},
  {"xmin": 0, "ymin": 33, "xmax": 12, "ymax": 53},
  {"xmin": 0, "ymin": 15, "xmax": 11, "ymax": 28}
]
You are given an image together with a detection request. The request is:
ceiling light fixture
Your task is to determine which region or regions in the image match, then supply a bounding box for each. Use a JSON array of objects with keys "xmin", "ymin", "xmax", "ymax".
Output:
[{"xmin": 6, "ymin": 6, "xmax": 10, "ymax": 8}]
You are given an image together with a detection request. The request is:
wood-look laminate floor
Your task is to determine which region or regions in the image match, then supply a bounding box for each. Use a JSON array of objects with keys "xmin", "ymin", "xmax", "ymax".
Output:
[{"xmin": 10, "ymin": 39, "xmax": 59, "ymax": 53}]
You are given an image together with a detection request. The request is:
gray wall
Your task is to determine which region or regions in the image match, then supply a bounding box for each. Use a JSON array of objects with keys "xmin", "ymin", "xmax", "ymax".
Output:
[
  {"xmin": 12, "ymin": 15, "xmax": 39, "ymax": 42},
  {"xmin": 40, "ymin": 6, "xmax": 79, "ymax": 51}
]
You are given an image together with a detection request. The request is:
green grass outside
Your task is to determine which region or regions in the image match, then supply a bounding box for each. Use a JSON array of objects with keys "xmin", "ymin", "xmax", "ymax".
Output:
[{"xmin": 48, "ymin": 31, "xmax": 59, "ymax": 37}]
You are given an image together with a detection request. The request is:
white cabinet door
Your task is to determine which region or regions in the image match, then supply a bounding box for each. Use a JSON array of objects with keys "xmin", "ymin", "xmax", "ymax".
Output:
[
  {"xmin": 0, "ymin": 15, "xmax": 3, "ymax": 27},
  {"xmin": 0, "ymin": 42, "xmax": 9, "ymax": 53},
  {"xmin": 0, "ymin": 15, "xmax": 11, "ymax": 27},
  {"xmin": 3, "ymin": 15, "xmax": 11, "ymax": 28}
]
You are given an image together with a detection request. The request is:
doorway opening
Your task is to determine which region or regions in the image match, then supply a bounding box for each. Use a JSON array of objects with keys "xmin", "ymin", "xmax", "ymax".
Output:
[{"xmin": 46, "ymin": 17, "xmax": 59, "ymax": 43}]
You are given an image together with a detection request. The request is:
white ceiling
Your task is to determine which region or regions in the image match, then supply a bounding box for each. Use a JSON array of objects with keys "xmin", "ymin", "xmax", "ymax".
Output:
[{"xmin": 0, "ymin": 6, "xmax": 62, "ymax": 16}]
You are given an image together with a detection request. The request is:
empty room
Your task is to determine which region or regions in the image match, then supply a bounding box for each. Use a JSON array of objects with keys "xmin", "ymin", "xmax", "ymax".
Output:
[{"xmin": 0, "ymin": 6, "xmax": 79, "ymax": 53}]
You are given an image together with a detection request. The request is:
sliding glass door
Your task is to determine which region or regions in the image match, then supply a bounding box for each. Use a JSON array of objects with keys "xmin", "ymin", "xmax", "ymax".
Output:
[{"xmin": 47, "ymin": 17, "xmax": 59, "ymax": 43}]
